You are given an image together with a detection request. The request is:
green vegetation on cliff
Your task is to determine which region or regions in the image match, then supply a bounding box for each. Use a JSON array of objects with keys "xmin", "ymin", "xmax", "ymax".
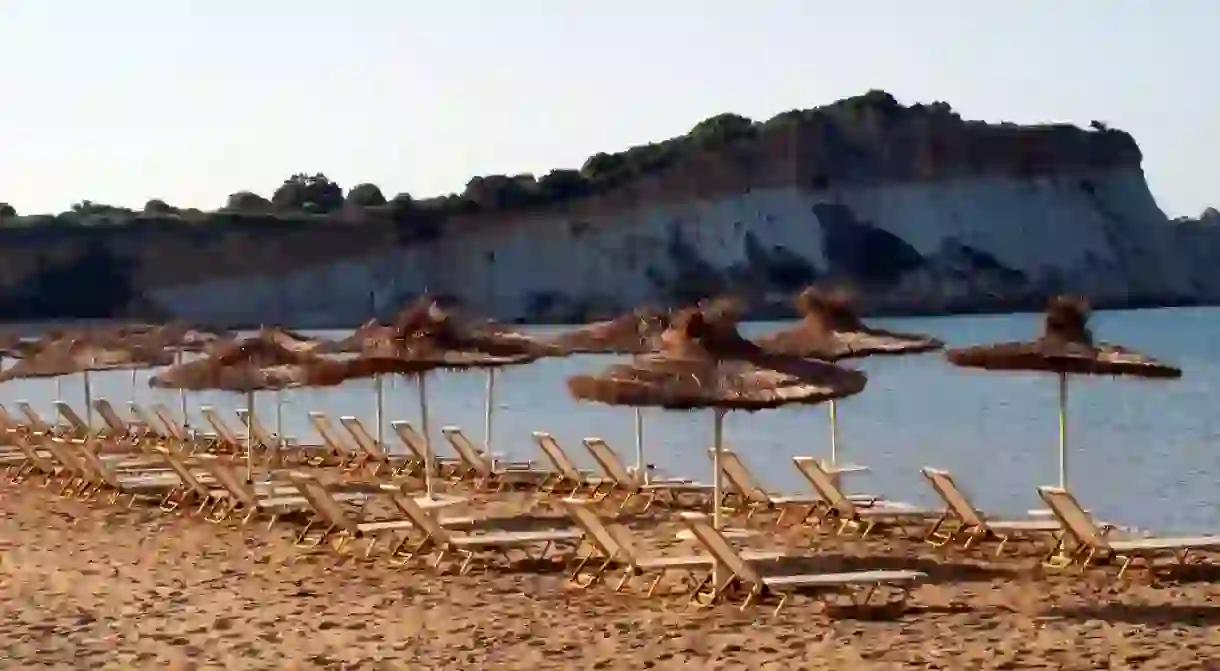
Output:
[{"xmin": 1, "ymin": 90, "xmax": 1138, "ymax": 231}]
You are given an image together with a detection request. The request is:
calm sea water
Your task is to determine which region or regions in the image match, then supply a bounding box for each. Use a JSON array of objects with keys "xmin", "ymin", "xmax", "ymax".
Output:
[{"xmin": 5, "ymin": 307, "xmax": 1218, "ymax": 533}]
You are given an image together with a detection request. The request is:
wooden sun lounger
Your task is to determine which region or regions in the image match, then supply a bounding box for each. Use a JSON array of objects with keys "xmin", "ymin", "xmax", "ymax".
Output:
[
  {"xmin": 1038, "ymin": 486, "xmax": 1220, "ymax": 577},
  {"xmin": 153, "ymin": 403, "xmax": 190, "ymax": 442},
  {"xmin": 390, "ymin": 421, "xmax": 463, "ymax": 477},
  {"xmin": 386, "ymin": 488, "xmax": 583, "ymax": 575},
  {"xmin": 189, "ymin": 453, "xmax": 363, "ymax": 529},
  {"xmin": 200, "ymin": 406, "xmax": 246, "ymax": 450},
  {"xmin": 287, "ymin": 471, "xmax": 419, "ymax": 557},
  {"xmin": 93, "ymin": 399, "xmax": 143, "ymax": 439},
  {"xmin": 792, "ymin": 457, "xmax": 936, "ymax": 537},
  {"xmin": 339, "ymin": 415, "xmax": 410, "ymax": 476},
  {"xmin": 441, "ymin": 426, "xmax": 549, "ymax": 491},
  {"xmin": 921, "ymin": 467, "xmax": 1061, "ymax": 556},
  {"xmin": 680, "ymin": 512, "xmax": 927, "ymax": 617},
  {"xmin": 562, "ymin": 497, "xmax": 783, "ymax": 596},
  {"xmin": 713, "ymin": 449, "xmax": 820, "ymax": 524},
  {"xmin": 150, "ymin": 445, "xmax": 233, "ymax": 515},
  {"xmin": 53, "ymin": 401, "xmax": 93, "ymax": 438},
  {"xmin": 1, "ymin": 429, "xmax": 61, "ymax": 484},
  {"xmin": 45, "ymin": 436, "xmax": 181, "ymax": 507},
  {"xmin": 17, "ymin": 401, "xmax": 63, "ymax": 436},
  {"xmin": 583, "ymin": 437, "xmax": 714, "ymax": 511},
  {"xmin": 532, "ymin": 432, "xmax": 614, "ymax": 498},
  {"xmin": 130, "ymin": 402, "xmax": 174, "ymax": 440},
  {"xmin": 307, "ymin": 411, "xmax": 361, "ymax": 467}
]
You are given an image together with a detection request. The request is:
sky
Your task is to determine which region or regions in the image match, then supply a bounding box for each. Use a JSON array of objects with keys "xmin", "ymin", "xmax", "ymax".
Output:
[{"xmin": 0, "ymin": 1, "xmax": 1216, "ymax": 217}]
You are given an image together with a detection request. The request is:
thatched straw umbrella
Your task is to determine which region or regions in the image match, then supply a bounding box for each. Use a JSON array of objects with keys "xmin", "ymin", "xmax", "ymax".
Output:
[
  {"xmin": 945, "ymin": 296, "xmax": 1181, "ymax": 488},
  {"xmin": 303, "ymin": 301, "xmax": 552, "ymax": 497},
  {"xmin": 756, "ymin": 286, "xmax": 944, "ymax": 469},
  {"xmin": 567, "ymin": 305, "xmax": 868, "ymax": 530},
  {"xmin": 547, "ymin": 306, "xmax": 671, "ymax": 480},
  {"xmin": 0, "ymin": 335, "xmax": 175, "ymax": 428},
  {"xmin": 149, "ymin": 330, "xmax": 330, "ymax": 479}
]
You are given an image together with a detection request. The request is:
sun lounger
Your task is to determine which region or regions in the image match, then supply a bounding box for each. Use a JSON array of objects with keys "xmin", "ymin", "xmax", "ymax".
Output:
[
  {"xmin": 390, "ymin": 420, "xmax": 463, "ymax": 477},
  {"xmin": 53, "ymin": 401, "xmax": 94, "ymax": 438},
  {"xmin": 200, "ymin": 406, "xmax": 246, "ymax": 450},
  {"xmin": 339, "ymin": 415, "xmax": 410, "ymax": 475},
  {"xmin": 1038, "ymin": 486, "xmax": 1220, "ymax": 577},
  {"xmin": 286, "ymin": 471, "xmax": 418, "ymax": 557},
  {"xmin": 562, "ymin": 497, "xmax": 783, "ymax": 596},
  {"xmin": 308, "ymin": 412, "xmax": 361, "ymax": 467},
  {"xmin": 441, "ymin": 426, "xmax": 549, "ymax": 491},
  {"xmin": 153, "ymin": 403, "xmax": 191, "ymax": 442},
  {"xmin": 189, "ymin": 453, "xmax": 366, "ymax": 529},
  {"xmin": 713, "ymin": 449, "xmax": 820, "ymax": 524},
  {"xmin": 130, "ymin": 402, "xmax": 174, "ymax": 440},
  {"xmin": 680, "ymin": 512, "xmax": 926, "ymax": 617},
  {"xmin": 792, "ymin": 456, "xmax": 934, "ymax": 537},
  {"xmin": 386, "ymin": 488, "xmax": 583, "ymax": 575},
  {"xmin": 17, "ymin": 401, "xmax": 63, "ymax": 436},
  {"xmin": 582, "ymin": 437, "xmax": 714, "ymax": 511},
  {"xmin": 532, "ymin": 432, "xmax": 614, "ymax": 498},
  {"xmin": 46, "ymin": 436, "xmax": 181, "ymax": 506},
  {"xmin": 1, "ymin": 430, "xmax": 62, "ymax": 484},
  {"xmin": 921, "ymin": 468, "xmax": 1061, "ymax": 556},
  {"xmin": 93, "ymin": 399, "xmax": 143, "ymax": 439},
  {"xmin": 149, "ymin": 445, "xmax": 232, "ymax": 514}
]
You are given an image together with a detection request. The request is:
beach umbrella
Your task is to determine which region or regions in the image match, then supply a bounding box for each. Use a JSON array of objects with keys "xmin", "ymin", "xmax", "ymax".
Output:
[
  {"xmin": 756, "ymin": 286, "xmax": 944, "ymax": 468},
  {"xmin": 945, "ymin": 296, "xmax": 1181, "ymax": 488},
  {"xmin": 549, "ymin": 307, "xmax": 671, "ymax": 481},
  {"xmin": 303, "ymin": 300, "xmax": 550, "ymax": 498},
  {"xmin": 0, "ymin": 334, "xmax": 174, "ymax": 428},
  {"xmin": 309, "ymin": 319, "xmax": 402, "ymax": 447},
  {"xmin": 148, "ymin": 330, "xmax": 330, "ymax": 480},
  {"xmin": 566, "ymin": 304, "xmax": 868, "ymax": 530}
]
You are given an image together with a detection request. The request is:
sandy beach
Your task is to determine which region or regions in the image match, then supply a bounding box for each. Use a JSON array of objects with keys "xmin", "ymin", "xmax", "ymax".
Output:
[{"xmin": 3, "ymin": 477, "xmax": 1220, "ymax": 671}]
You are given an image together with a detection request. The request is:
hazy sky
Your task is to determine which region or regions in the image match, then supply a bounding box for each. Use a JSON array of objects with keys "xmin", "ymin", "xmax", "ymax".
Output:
[{"xmin": 1, "ymin": 1, "xmax": 1216, "ymax": 217}]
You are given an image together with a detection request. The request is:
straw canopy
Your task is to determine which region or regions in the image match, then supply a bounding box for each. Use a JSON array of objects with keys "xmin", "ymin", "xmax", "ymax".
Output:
[
  {"xmin": 945, "ymin": 297, "xmax": 1182, "ymax": 379},
  {"xmin": 304, "ymin": 299, "xmax": 557, "ymax": 384},
  {"xmin": 0, "ymin": 336, "xmax": 174, "ymax": 381},
  {"xmin": 567, "ymin": 306, "xmax": 868, "ymax": 411},
  {"xmin": 148, "ymin": 330, "xmax": 330, "ymax": 392},
  {"xmin": 136, "ymin": 322, "xmax": 228, "ymax": 353},
  {"xmin": 757, "ymin": 286, "xmax": 944, "ymax": 361},
  {"xmin": 549, "ymin": 307, "xmax": 671, "ymax": 355}
]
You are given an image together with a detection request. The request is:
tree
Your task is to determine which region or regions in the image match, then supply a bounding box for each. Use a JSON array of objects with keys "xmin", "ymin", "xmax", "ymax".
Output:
[
  {"xmin": 225, "ymin": 191, "xmax": 272, "ymax": 212},
  {"xmin": 1089, "ymin": 120, "xmax": 1110, "ymax": 132},
  {"xmin": 272, "ymin": 173, "xmax": 343, "ymax": 213},
  {"xmin": 345, "ymin": 183, "xmax": 387, "ymax": 208},
  {"xmin": 0, "ymin": 202, "xmax": 15, "ymax": 219},
  {"xmin": 143, "ymin": 199, "xmax": 176, "ymax": 215}
]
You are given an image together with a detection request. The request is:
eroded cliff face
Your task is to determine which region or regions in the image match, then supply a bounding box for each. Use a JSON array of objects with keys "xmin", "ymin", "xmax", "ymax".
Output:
[
  {"xmin": 147, "ymin": 168, "xmax": 1202, "ymax": 325},
  {"xmin": 2, "ymin": 91, "xmax": 1214, "ymax": 325}
]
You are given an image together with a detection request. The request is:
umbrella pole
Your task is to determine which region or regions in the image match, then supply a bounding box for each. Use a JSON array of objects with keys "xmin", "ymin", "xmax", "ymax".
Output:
[
  {"xmin": 634, "ymin": 408, "xmax": 647, "ymax": 484},
  {"xmin": 419, "ymin": 373, "xmax": 433, "ymax": 498},
  {"xmin": 274, "ymin": 389, "xmax": 284, "ymax": 469},
  {"xmin": 374, "ymin": 374, "xmax": 384, "ymax": 446},
  {"xmin": 246, "ymin": 390, "xmax": 255, "ymax": 483},
  {"xmin": 484, "ymin": 369, "xmax": 495, "ymax": 470},
  {"xmin": 828, "ymin": 399, "xmax": 839, "ymax": 466},
  {"xmin": 1058, "ymin": 372, "xmax": 1068, "ymax": 489},
  {"xmin": 712, "ymin": 407, "xmax": 726, "ymax": 530},
  {"xmin": 175, "ymin": 351, "xmax": 188, "ymax": 429},
  {"xmin": 131, "ymin": 368, "xmax": 137, "ymax": 404},
  {"xmin": 82, "ymin": 370, "xmax": 93, "ymax": 430},
  {"xmin": 54, "ymin": 376, "xmax": 61, "ymax": 402}
]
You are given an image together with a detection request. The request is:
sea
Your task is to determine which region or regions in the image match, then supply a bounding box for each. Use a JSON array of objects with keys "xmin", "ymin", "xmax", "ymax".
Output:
[{"xmin": 4, "ymin": 306, "xmax": 1218, "ymax": 534}]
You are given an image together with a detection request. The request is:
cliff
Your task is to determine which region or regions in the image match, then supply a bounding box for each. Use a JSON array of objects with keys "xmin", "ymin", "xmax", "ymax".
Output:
[{"xmin": 1, "ymin": 90, "xmax": 1215, "ymax": 325}]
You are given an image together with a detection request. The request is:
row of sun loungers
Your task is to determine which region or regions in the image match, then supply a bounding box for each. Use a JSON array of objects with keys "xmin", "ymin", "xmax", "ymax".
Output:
[{"xmin": 4, "ymin": 398, "xmax": 1220, "ymax": 615}]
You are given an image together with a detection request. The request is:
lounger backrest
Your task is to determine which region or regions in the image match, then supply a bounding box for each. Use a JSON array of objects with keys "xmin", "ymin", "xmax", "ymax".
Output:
[
  {"xmin": 93, "ymin": 399, "xmax": 130, "ymax": 435},
  {"xmin": 193, "ymin": 455, "xmax": 257, "ymax": 506},
  {"xmin": 132, "ymin": 403, "xmax": 171, "ymax": 438},
  {"xmin": 0, "ymin": 403, "xmax": 13, "ymax": 432},
  {"xmin": 201, "ymin": 406, "xmax": 241, "ymax": 445},
  {"xmin": 388, "ymin": 489, "xmax": 453, "ymax": 544},
  {"xmin": 17, "ymin": 401, "xmax": 53, "ymax": 433},
  {"xmin": 1038, "ymin": 486, "xmax": 1110, "ymax": 550},
  {"xmin": 561, "ymin": 497, "xmax": 627, "ymax": 560},
  {"xmin": 340, "ymin": 416, "xmax": 388, "ymax": 460},
  {"xmin": 534, "ymin": 432, "xmax": 582, "ymax": 480},
  {"xmin": 441, "ymin": 426, "xmax": 492, "ymax": 477},
  {"xmin": 679, "ymin": 513, "xmax": 761, "ymax": 584},
  {"xmin": 286, "ymin": 472, "xmax": 358, "ymax": 533},
  {"xmin": 792, "ymin": 457, "xmax": 858, "ymax": 517},
  {"xmin": 921, "ymin": 468, "xmax": 986, "ymax": 527},
  {"xmin": 310, "ymin": 412, "xmax": 356, "ymax": 456},
  {"xmin": 38, "ymin": 435, "xmax": 89, "ymax": 479},
  {"xmin": 714, "ymin": 450, "xmax": 769, "ymax": 503},
  {"xmin": 54, "ymin": 401, "xmax": 90, "ymax": 435},
  {"xmin": 583, "ymin": 438, "xmax": 634, "ymax": 486},
  {"xmin": 391, "ymin": 421, "xmax": 428, "ymax": 462},
  {"xmin": 235, "ymin": 409, "xmax": 274, "ymax": 450},
  {"xmin": 61, "ymin": 438, "xmax": 119, "ymax": 488},
  {"xmin": 153, "ymin": 446, "xmax": 212, "ymax": 498},
  {"xmin": 153, "ymin": 404, "xmax": 188, "ymax": 441},
  {"xmin": 8, "ymin": 430, "xmax": 56, "ymax": 473}
]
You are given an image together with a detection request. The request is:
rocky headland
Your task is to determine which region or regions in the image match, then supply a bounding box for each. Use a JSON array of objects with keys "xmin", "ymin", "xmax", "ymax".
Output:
[{"xmin": 1, "ymin": 90, "xmax": 1216, "ymax": 326}]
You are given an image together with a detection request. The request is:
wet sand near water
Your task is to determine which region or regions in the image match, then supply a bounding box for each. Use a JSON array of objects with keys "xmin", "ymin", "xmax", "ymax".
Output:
[{"xmin": 3, "ymin": 483, "xmax": 1220, "ymax": 669}]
